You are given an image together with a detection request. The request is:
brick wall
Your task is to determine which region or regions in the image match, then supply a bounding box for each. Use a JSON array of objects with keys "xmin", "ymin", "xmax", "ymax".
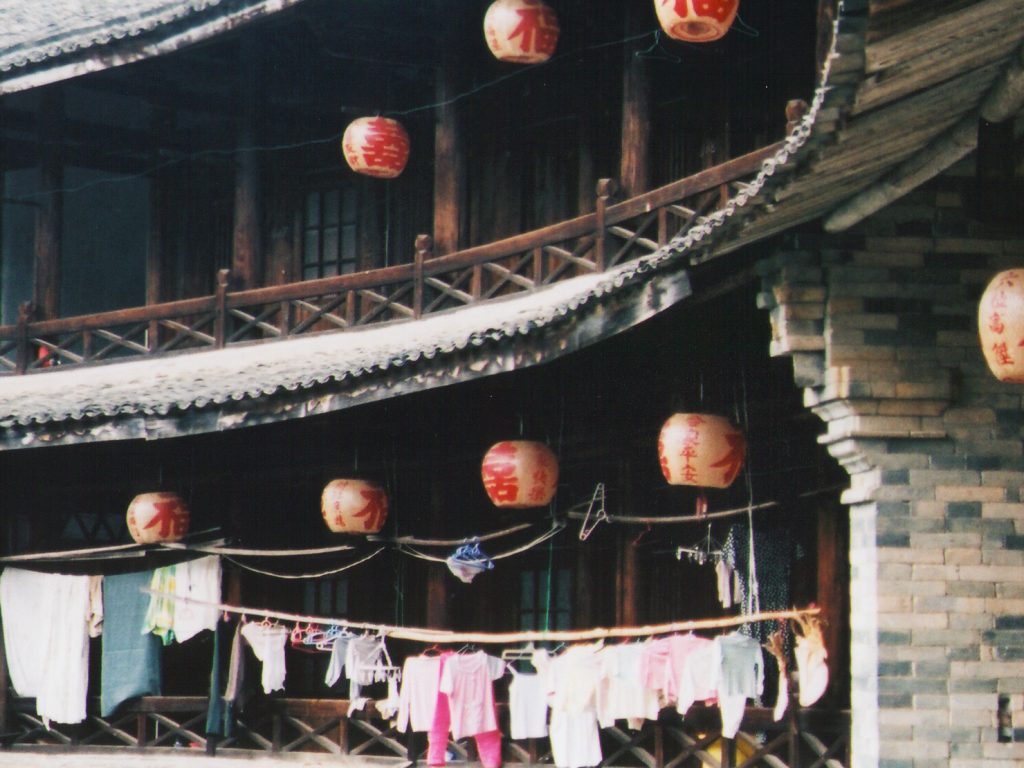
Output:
[{"xmin": 758, "ymin": 162, "xmax": 1024, "ymax": 768}]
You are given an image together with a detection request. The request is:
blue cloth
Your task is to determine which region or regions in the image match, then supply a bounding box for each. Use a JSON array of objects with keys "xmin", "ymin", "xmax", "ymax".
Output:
[{"xmin": 101, "ymin": 570, "xmax": 162, "ymax": 716}]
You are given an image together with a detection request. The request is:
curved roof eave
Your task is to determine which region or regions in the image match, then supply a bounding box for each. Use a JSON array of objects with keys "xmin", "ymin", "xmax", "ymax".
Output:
[{"xmin": 0, "ymin": 0, "xmax": 306, "ymax": 96}]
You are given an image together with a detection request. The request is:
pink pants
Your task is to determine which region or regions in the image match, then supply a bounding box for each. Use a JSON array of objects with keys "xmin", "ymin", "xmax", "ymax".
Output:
[{"xmin": 427, "ymin": 656, "xmax": 502, "ymax": 768}]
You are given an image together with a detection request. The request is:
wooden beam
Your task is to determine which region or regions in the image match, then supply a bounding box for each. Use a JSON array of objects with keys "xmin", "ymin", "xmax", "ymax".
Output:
[
  {"xmin": 619, "ymin": 4, "xmax": 650, "ymax": 198},
  {"xmin": 231, "ymin": 38, "xmax": 262, "ymax": 289},
  {"xmin": 33, "ymin": 87, "xmax": 63, "ymax": 321},
  {"xmin": 980, "ymin": 43, "xmax": 1024, "ymax": 123},
  {"xmin": 432, "ymin": 55, "xmax": 464, "ymax": 256},
  {"xmin": 826, "ymin": 40, "xmax": 1024, "ymax": 232}
]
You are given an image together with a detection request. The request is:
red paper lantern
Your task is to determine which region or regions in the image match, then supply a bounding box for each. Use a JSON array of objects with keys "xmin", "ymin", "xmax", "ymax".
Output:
[
  {"xmin": 979, "ymin": 269, "xmax": 1024, "ymax": 382},
  {"xmin": 483, "ymin": 0, "xmax": 560, "ymax": 64},
  {"xmin": 654, "ymin": 0, "xmax": 740, "ymax": 43},
  {"xmin": 481, "ymin": 440, "xmax": 559, "ymax": 508},
  {"xmin": 321, "ymin": 479, "xmax": 389, "ymax": 534},
  {"xmin": 126, "ymin": 492, "xmax": 190, "ymax": 544},
  {"xmin": 341, "ymin": 117, "xmax": 410, "ymax": 179},
  {"xmin": 658, "ymin": 413, "xmax": 745, "ymax": 489}
]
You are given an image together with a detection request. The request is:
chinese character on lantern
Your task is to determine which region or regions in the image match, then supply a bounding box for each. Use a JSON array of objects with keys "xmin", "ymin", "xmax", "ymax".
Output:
[
  {"xmin": 322, "ymin": 479, "xmax": 389, "ymax": 534},
  {"xmin": 482, "ymin": 440, "xmax": 559, "ymax": 508},
  {"xmin": 655, "ymin": 0, "xmax": 740, "ymax": 43},
  {"xmin": 659, "ymin": 413, "xmax": 745, "ymax": 489},
  {"xmin": 127, "ymin": 492, "xmax": 191, "ymax": 544},
  {"xmin": 484, "ymin": 0, "xmax": 560, "ymax": 64},
  {"xmin": 979, "ymin": 270, "xmax": 1024, "ymax": 382},
  {"xmin": 342, "ymin": 117, "xmax": 410, "ymax": 179}
]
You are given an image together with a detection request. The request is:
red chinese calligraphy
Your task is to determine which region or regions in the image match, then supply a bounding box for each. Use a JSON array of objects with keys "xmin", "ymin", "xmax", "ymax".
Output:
[
  {"xmin": 482, "ymin": 442, "xmax": 521, "ymax": 503},
  {"xmin": 993, "ymin": 341, "xmax": 1014, "ymax": 367},
  {"xmin": 143, "ymin": 499, "xmax": 189, "ymax": 539},
  {"xmin": 663, "ymin": 0, "xmax": 737, "ymax": 24},
  {"xmin": 989, "ymin": 312, "xmax": 1006, "ymax": 335},
  {"xmin": 506, "ymin": 3, "xmax": 559, "ymax": 57},
  {"xmin": 708, "ymin": 433, "xmax": 746, "ymax": 486},
  {"xmin": 351, "ymin": 488, "xmax": 388, "ymax": 533}
]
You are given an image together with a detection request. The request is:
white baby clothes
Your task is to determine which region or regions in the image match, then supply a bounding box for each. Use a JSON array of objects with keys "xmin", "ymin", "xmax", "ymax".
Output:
[
  {"xmin": 508, "ymin": 669, "xmax": 549, "ymax": 739},
  {"xmin": 241, "ymin": 621, "xmax": 289, "ymax": 694},
  {"xmin": 534, "ymin": 645, "xmax": 603, "ymax": 768},
  {"xmin": 712, "ymin": 633, "xmax": 764, "ymax": 738},
  {"xmin": 397, "ymin": 654, "xmax": 442, "ymax": 733},
  {"xmin": 439, "ymin": 650, "xmax": 505, "ymax": 740},
  {"xmin": 0, "ymin": 568, "xmax": 93, "ymax": 726},
  {"xmin": 173, "ymin": 556, "xmax": 221, "ymax": 643},
  {"xmin": 325, "ymin": 635, "xmax": 351, "ymax": 688},
  {"xmin": 672, "ymin": 635, "xmax": 717, "ymax": 716},
  {"xmin": 596, "ymin": 643, "xmax": 659, "ymax": 729},
  {"xmin": 345, "ymin": 634, "xmax": 389, "ymax": 707}
]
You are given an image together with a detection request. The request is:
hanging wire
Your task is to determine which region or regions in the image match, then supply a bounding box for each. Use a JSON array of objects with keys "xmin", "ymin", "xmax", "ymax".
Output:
[
  {"xmin": 396, "ymin": 521, "xmax": 564, "ymax": 564},
  {"xmin": 222, "ymin": 547, "xmax": 385, "ymax": 580}
]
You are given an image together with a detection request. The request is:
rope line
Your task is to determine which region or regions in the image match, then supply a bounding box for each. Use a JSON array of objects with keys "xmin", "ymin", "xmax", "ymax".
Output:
[
  {"xmin": 142, "ymin": 587, "xmax": 819, "ymax": 644},
  {"xmin": 369, "ymin": 521, "xmax": 534, "ymax": 547},
  {"xmin": 396, "ymin": 522, "xmax": 565, "ymax": 564},
  {"xmin": 222, "ymin": 547, "xmax": 386, "ymax": 580}
]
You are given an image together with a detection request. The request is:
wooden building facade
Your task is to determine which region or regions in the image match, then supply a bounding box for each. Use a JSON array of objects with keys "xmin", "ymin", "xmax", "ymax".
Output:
[{"xmin": 0, "ymin": 1, "xmax": 1022, "ymax": 767}]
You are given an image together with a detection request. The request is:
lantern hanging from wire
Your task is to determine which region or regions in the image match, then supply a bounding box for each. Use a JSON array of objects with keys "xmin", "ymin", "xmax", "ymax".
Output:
[
  {"xmin": 321, "ymin": 479, "xmax": 389, "ymax": 534},
  {"xmin": 979, "ymin": 269, "xmax": 1024, "ymax": 383},
  {"xmin": 127, "ymin": 491, "xmax": 190, "ymax": 544},
  {"xmin": 342, "ymin": 116, "xmax": 410, "ymax": 179},
  {"xmin": 654, "ymin": 0, "xmax": 740, "ymax": 43},
  {"xmin": 481, "ymin": 440, "xmax": 559, "ymax": 508},
  {"xmin": 483, "ymin": 0, "xmax": 560, "ymax": 64},
  {"xmin": 658, "ymin": 413, "xmax": 745, "ymax": 489}
]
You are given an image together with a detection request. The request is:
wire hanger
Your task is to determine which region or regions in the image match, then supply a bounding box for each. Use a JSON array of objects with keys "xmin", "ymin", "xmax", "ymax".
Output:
[{"xmin": 578, "ymin": 482, "xmax": 609, "ymax": 541}]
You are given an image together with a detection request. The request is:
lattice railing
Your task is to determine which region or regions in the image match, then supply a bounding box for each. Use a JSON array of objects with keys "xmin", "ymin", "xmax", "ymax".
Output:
[
  {"xmin": 0, "ymin": 143, "xmax": 781, "ymax": 376},
  {"xmin": 5, "ymin": 697, "xmax": 847, "ymax": 768}
]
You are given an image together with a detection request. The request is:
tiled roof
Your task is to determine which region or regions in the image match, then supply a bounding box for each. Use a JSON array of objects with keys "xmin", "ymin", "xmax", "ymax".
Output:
[
  {"xmin": 0, "ymin": 1, "xmax": 222, "ymax": 72},
  {"xmin": 0, "ymin": 0, "xmax": 303, "ymax": 93}
]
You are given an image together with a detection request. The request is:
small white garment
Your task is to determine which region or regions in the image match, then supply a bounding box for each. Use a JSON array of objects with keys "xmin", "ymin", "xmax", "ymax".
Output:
[
  {"xmin": 397, "ymin": 654, "xmax": 442, "ymax": 733},
  {"xmin": 325, "ymin": 635, "xmax": 351, "ymax": 688},
  {"xmin": 712, "ymin": 633, "xmax": 764, "ymax": 739},
  {"xmin": 345, "ymin": 634, "xmax": 392, "ymax": 708},
  {"xmin": 534, "ymin": 645, "xmax": 603, "ymax": 768},
  {"xmin": 87, "ymin": 575, "xmax": 104, "ymax": 638},
  {"xmin": 596, "ymin": 643, "xmax": 659, "ymax": 729},
  {"xmin": 509, "ymin": 669, "xmax": 549, "ymax": 739},
  {"xmin": 241, "ymin": 621, "xmax": 289, "ymax": 693},
  {"xmin": 173, "ymin": 556, "xmax": 222, "ymax": 643},
  {"xmin": 0, "ymin": 568, "xmax": 93, "ymax": 727},
  {"xmin": 773, "ymin": 667, "xmax": 790, "ymax": 721},
  {"xmin": 674, "ymin": 637, "xmax": 717, "ymax": 716},
  {"xmin": 795, "ymin": 634, "xmax": 829, "ymax": 706},
  {"xmin": 715, "ymin": 560, "xmax": 734, "ymax": 609}
]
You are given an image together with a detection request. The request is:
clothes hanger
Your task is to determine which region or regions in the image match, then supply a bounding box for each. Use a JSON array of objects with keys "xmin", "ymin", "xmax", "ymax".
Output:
[
  {"xmin": 501, "ymin": 641, "xmax": 536, "ymax": 661},
  {"xmin": 578, "ymin": 482, "xmax": 609, "ymax": 541}
]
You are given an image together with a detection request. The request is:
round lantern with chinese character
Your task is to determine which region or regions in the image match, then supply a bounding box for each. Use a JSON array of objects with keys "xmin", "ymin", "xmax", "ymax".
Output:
[
  {"xmin": 481, "ymin": 440, "xmax": 559, "ymax": 508},
  {"xmin": 126, "ymin": 492, "xmax": 190, "ymax": 545},
  {"xmin": 658, "ymin": 413, "xmax": 745, "ymax": 489},
  {"xmin": 483, "ymin": 0, "xmax": 560, "ymax": 64},
  {"xmin": 654, "ymin": 0, "xmax": 740, "ymax": 43},
  {"xmin": 979, "ymin": 269, "xmax": 1024, "ymax": 383},
  {"xmin": 321, "ymin": 479, "xmax": 389, "ymax": 534},
  {"xmin": 341, "ymin": 117, "xmax": 410, "ymax": 179}
]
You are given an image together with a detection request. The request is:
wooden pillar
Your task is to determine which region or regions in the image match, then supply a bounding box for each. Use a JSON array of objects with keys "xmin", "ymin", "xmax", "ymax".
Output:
[
  {"xmin": 616, "ymin": 461, "xmax": 639, "ymax": 626},
  {"xmin": 425, "ymin": 428, "xmax": 449, "ymax": 630},
  {"xmin": 231, "ymin": 38, "xmax": 262, "ymax": 289},
  {"xmin": 432, "ymin": 55, "xmax": 464, "ymax": 256},
  {"xmin": 34, "ymin": 87, "xmax": 63, "ymax": 320},
  {"xmin": 817, "ymin": 499, "xmax": 848, "ymax": 705},
  {"xmin": 619, "ymin": 4, "xmax": 650, "ymax": 198}
]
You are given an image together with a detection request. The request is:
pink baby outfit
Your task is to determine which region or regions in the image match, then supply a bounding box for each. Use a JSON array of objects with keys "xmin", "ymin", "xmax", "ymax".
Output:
[{"xmin": 428, "ymin": 652, "xmax": 504, "ymax": 768}]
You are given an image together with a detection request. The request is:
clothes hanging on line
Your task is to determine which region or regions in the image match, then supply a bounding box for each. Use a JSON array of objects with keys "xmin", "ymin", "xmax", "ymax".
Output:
[
  {"xmin": 712, "ymin": 632, "xmax": 764, "ymax": 738},
  {"xmin": 533, "ymin": 644, "xmax": 604, "ymax": 768},
  {"xmin": 508, "ymin": 668, "xmax": 548, "ymax": 740},
  {"xmin": 427, "ymin": 652, "xmax": 502, "ymax": 768},
  {"xmin": 595, "ymin": 642, "xmax": 659, "ymax": 730},
  {"xmin": 101, "ymin": 570, "xmax": 162, "ymax": 717},
  {"xmin": 0, "ymin": 568, "xmax": 93, "ymax": 727},
  {"xmin": 241, "ymin": 620, "xmax": 289, "ymax": 694},
  {"xmin": 397, "ymin": 654, "xmax": 443, "ymax": 733},
  {"xmin": 143, "ymin": 555, "xmax": 222, "ymax": 645}
]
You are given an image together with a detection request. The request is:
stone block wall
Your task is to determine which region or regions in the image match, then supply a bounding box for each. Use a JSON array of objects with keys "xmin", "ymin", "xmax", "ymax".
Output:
[{"xmin": 758, "ymin": 164, "xmax": 1024, "ymax": 768}]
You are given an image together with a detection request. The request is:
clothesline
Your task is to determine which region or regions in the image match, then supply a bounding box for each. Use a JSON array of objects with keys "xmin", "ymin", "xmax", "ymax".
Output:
[
  {"xmin": 566, "ymin": 500, "xmax": 780, "ymax": 525},
  {"xmin": 222, "ymin": 547, "xmax": 386, "ymax": 579},
  {"xmin": 143, "ymin": 587, "xmax": 820, "ymax": 645},
  {"xmin": 369, "ymin": 521, "xmax": 534, "ymax": 547},
  {"xmin": 396, "ymin": 522, "xmax": 565, "ymax": 564}
]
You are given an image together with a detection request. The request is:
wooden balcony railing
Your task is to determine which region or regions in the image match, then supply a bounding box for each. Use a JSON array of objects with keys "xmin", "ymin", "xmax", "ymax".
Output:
[
  {"xmin": 0, "ymin": 144, "xmax": 781, "ymax": 376},
  {"xmin": 7, "ymin": 695, "xmax": 849, "ymax": 768}
]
